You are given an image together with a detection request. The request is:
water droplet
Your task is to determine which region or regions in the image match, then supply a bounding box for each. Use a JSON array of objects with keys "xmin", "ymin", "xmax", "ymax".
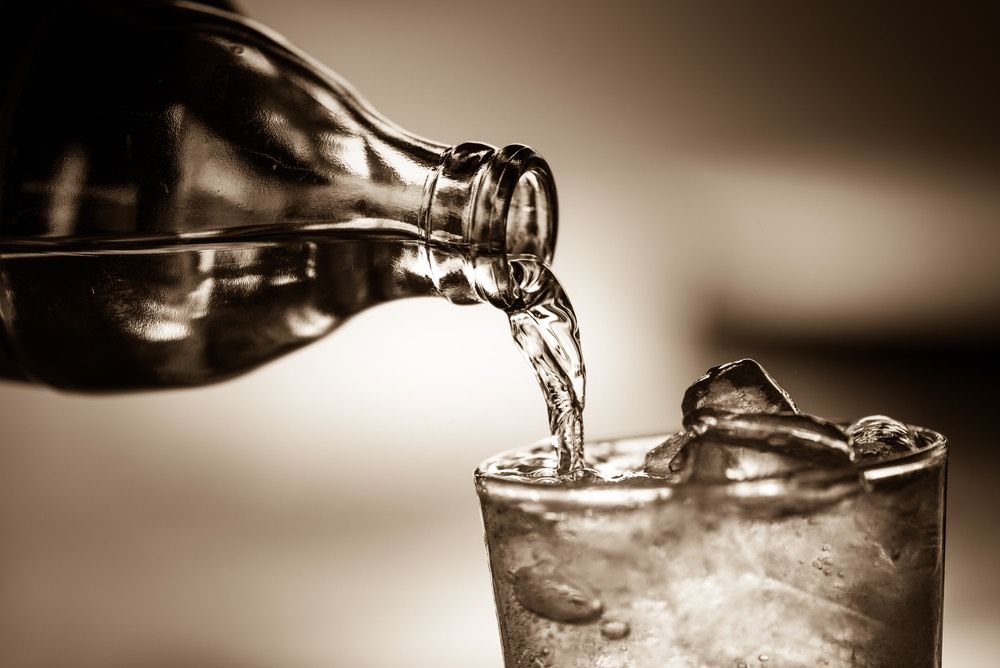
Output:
[
  {"xmin": 513, "ymin": 564, "xmax": 603, "ymax": 623},
  {"xmin": 230, "ymin": 45, "xmax": 244, "ymax": 55},
  {"xmin": 759, "ymin": 655, "xmax": 770, "ymax": 663},
  {"xmin": 821, "ymin": 543, "xmax": 830, "ymax": 552},
  {"xmin": 737, "ymin": 662, "xmax": 749, "ymax": 668},
  {"xmin": 600, "ymin": 619, "xmax": 630, "ymax": 640}
]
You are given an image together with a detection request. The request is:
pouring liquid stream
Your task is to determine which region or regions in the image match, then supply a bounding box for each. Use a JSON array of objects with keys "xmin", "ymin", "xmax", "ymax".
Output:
[{"xmin": 505, "ymin": 257, "xmax": 586, "ymax": 476}]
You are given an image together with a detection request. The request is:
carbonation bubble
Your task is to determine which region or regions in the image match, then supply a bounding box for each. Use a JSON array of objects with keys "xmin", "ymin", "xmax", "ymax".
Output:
[{"xmin": 599, "ymin": 619, "xmax": 630, "ymax": 640}]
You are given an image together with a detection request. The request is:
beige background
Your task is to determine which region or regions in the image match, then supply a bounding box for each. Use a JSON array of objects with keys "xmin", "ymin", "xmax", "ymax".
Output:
[{"xmin": 2, "ymin": 1, "xmax": 998, "ymax": 666}]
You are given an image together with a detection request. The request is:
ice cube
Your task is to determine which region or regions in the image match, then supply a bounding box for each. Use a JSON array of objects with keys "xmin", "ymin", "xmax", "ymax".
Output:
[
  {"xmin": 643, "ymin": 430, "xmax": 694, "ymax": 478},
  {"xmin": 679, "ymin": 412, "xmax": 852, "ymax": 482},
  {"xmin": 693, "ymin": 410, "xmax": 851, "ymax": 461},
  {"xmin": 847, "ymin": 415, "xmax": 919, "ymax": 459},
  {"xmin": 682, "ymin": 359, "xmax": 798, "ymax": 428},
  {"xmin": 513, "ymin": 562, "xmax": 604, "ymax": 624}
]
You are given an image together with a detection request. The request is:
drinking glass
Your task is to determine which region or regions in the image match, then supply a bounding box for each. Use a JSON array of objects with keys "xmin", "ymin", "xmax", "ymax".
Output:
[{"xmin": 475, "ymin": 429, "xmax": 947, "ymax": 667}]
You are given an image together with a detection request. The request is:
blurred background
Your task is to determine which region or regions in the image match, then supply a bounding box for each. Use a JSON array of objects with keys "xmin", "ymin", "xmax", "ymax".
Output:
[{"xmin": 1, "ymin": 1, "xmax": 998, "ymax": 665}]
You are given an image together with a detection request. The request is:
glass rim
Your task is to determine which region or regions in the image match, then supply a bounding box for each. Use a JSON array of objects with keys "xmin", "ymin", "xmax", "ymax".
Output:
[{"xmin": 474, "ymin": 425, "xmax": 948, "ymax": 508}]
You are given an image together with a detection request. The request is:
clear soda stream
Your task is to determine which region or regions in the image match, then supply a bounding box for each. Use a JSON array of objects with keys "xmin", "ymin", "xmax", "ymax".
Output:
[{"xmin": 506, "ymin": 257, "xmax": 586, "ymax": 475}]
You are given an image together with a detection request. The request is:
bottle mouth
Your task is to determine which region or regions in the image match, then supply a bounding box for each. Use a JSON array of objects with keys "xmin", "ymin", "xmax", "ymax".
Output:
[
  {"xmin": 501, "ymin": 150, "xmax": 557, "ymax": 265},
  {"xmin": 469, "ymin": 144, "xmax": 558, "ymax": 308},
  {"xmin": 423, "ymin": 142, "xmax": 557, "ymax": 308}
]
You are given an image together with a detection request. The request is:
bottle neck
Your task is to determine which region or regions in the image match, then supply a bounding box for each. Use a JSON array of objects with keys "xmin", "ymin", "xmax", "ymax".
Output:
[
  {"xmin": 423, "ymin": 142, "xmax": 557, "ymax": 308},
  {"xmin": 0, "ymin": 0, "xmax": 558, "ymax": 308}
]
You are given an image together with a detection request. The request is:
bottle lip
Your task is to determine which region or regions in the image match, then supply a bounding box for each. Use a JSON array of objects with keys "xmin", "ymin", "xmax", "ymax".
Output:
[
  {"xmin": 423, "ymin": 142, "xmax": 558, "ymax": 308},
  {"xmin": 468, "ymin": 143, "xmax": 558, "ymax": 308}
]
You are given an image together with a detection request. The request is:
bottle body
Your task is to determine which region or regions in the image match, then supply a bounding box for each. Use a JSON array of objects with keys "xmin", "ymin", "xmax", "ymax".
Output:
[
  {"xmin": 0, "ymin": 238, "xmax": 436, "ymax": 389},
  {"xmin": 0, "ymin": 1, "xmax": 556, "ymax": 390}
]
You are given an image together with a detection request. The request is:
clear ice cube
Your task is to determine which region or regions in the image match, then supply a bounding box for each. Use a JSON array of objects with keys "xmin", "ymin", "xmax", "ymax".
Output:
[
  {"xmin": 513, "ymin": 562, "xmax": 604, "ymax": 624},
  {"xmin": 643, "ymin": 430, "xmax": 694, "ymax": 479},
  {"xmin": 847, "ymin": 415, "xmax": 919, "ymax": 459},
  {"xmin": 674, "ymin": 412, "xmax": 852, "ymax": 482},
  {"xmin": 681, "ymin": 359, "xmax": 798, "ymax": 428}
]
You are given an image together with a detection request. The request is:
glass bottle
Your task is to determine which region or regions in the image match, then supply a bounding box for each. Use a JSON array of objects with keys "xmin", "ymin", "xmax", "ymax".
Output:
[{"xmin": 0, "ymin": 1, "xmax": 557, "ymax": 391}]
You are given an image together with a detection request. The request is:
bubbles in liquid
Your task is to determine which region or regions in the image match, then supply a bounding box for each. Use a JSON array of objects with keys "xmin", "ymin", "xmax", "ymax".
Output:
[
  {"xmin": 506, "ymin": 258, "xmax": 586, "ymax": 475},
  {"xmin": 599, "ymin": 619, "xmax": 630, "ymax": 640}
]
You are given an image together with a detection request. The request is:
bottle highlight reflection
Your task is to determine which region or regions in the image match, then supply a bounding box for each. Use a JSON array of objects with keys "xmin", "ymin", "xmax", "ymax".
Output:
[{"xmin": 0, "ymin": 1, "xmax": 556, "ymax": 390}]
